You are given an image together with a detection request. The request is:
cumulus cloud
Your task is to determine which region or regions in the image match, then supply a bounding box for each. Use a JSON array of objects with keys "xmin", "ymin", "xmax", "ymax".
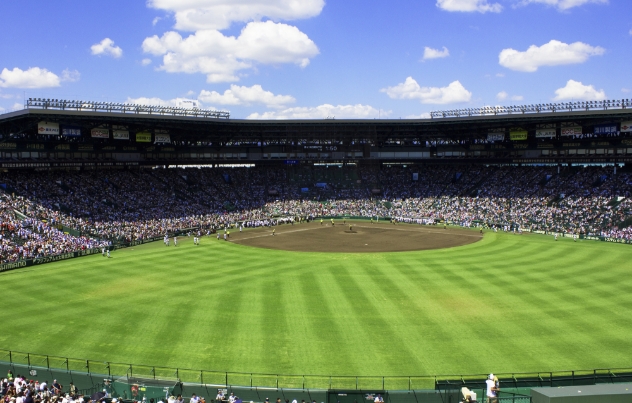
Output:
[
  {"xmin": 496, "ymin": 91, "xmax": 523, "ymax": 101},
  {"xmin": 381, "ymin": 77, "xmax": 472, "ymax": 104},
  {"xmin": 148, "ymin": 0, "xmax": 325, "ymax": 31},
  {"xmin": 499, "ymin": 40, "xmax": 604, "ymax": 72},
  {"xmin": 61, "ymin": 69, "xmax": 80, "ymax": 82},
  {"xmin": 517, "ymin": 0, "xmax": 608, "ymax": 11},
  {"xmin": 141, "ymin": 58, "xmax": 152, "ymax": 66},
  {"xmin": 423, "ymin": 46, "xmax": 450, "ymax": 60},
  {"xmin": 142, "ymin": 21, "xmax": 319, "ymax": 83},
  {"xmin": 198, "ymin": 85, "xmax": 295, "ymax": 108},
  {"xmin": 0, "ymin": 67, "xmax": 61, "ymax": 88},
  {"xmin": 125, "ymin": 97, "xmax": 176, "ymax": 107},
  {"xmin": 553, "ymin": 79, "xmax": 606, "ymax": 101},
  {"xmin": 91, "ymin": 38, "xmax": 123, "ymax": 58},
  {"xmin": 436, "ymin": 0, "xmax": 502, "ymax": 13},
  {"xmin": 247, "ymin": 104, "xmax": 386, "ymax": 120},
  {"xmin": 406, "ymin": 112, "xmax": 432, "ymax": 119},
  {"xmin": 12, "ymin": 103, "xmax": 23, "ymax": 111}
]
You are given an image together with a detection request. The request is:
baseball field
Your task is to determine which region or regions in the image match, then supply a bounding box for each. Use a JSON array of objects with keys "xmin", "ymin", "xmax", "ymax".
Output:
[{"xmin": 0, "ymin": 220, "xmax": 631, "ymax": 387}]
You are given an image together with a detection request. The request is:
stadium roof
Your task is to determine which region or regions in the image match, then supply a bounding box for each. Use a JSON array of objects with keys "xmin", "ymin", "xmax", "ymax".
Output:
[{"xmin": 1, "ymin": 103, "xmax": 632, "ymax": 145}]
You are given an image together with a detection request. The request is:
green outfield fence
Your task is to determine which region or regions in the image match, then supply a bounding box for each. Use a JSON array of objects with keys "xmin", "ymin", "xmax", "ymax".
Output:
[{"xmin": 1, "ymin": 349, "xmax": 632, "ymax": 395}]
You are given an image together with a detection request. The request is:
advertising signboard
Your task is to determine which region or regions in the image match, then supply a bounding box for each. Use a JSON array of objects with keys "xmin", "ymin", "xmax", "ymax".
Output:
[
  {"xmin": 509, "ymin": 130, "xmax": 528, "ymax": 141},
  {"xmin": 561, "ymin": 127, "xmax": 582, "ymax": 136},
  {"xmin": 38, "ymin": 122, "xmax": 60, "ymax": 135},
  {"xmin": 487, "ymin": 133, "xmax": 504, "ymax": 141},
  {"xmin": 61, "ymin": 126, "xmax": 81, "ymax": 137},
  {"xmin": 536, "ymin": 129, "xmax": 556, "ymax": 138},
  {"xmin": 91, "ymin": 128, "xmax": 109, "ymax": 138},
  {"xmin": 113, "ymin": 130, "xmax": 129, "ymax": 140},
  {"xmin": 136, "ymin": 132, "xmax": 151, "ymax": 142}
]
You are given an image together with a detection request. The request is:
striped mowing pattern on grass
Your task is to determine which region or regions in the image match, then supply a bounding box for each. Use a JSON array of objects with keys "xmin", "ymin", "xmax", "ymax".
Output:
[{"xmin": 0, "ymin": 224, "xmax": 631, "ymax": 382}]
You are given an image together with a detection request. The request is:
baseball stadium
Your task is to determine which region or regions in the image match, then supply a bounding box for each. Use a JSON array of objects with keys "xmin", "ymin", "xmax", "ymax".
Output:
[{"xmin": 1, "ymin": 99, "xmax": 632, "ymax": 403}]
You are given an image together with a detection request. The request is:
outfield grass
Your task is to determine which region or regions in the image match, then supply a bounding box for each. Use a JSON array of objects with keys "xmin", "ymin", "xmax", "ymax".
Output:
[{"xmin": 1, "ymin": 223, "xmax": 631, "ymax": 385}]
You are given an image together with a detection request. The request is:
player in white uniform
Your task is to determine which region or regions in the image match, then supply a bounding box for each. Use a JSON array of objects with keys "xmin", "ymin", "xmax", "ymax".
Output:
[{"xmin": 174, "ymin": 236, "xmax": 178, "ymax": 246}]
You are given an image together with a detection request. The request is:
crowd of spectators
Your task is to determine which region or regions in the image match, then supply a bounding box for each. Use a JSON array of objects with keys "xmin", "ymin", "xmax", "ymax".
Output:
[
  {"xmin": 1, "ymin": 374, "xmax": 84, "ymax": 403},
  {"xmin": 0, "ymin": 194, "xmax": 105, "ymax": 263},
  {"xmin": 1, "ymin": 164, "xmax": 632, "ymax": 263}
]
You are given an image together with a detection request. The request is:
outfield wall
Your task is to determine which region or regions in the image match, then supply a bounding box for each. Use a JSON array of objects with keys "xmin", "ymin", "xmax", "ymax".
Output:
[{"xmin": 1, "ymin": 349, "xmax": 631, "ymax": 401}]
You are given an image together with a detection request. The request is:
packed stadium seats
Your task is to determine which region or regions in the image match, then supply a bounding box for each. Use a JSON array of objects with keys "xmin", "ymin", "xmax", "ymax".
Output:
[{"xmin": 1, "ymin": 164, "xmax": 631, "ymax": 263}]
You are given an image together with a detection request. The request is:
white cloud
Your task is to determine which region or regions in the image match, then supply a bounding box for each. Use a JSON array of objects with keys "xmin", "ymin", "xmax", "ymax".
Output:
[
  {"xmin": 152, "ymin": 17, "xmax": 162, "ymax": 26},
  {"xmin": 148, "ymin": 0, "xmax": 325, "ymax": 31},
  {"xmin": 141, "ymin": 58, "xmax": 152, "ymax": 66},
  {"xmin": 436, "ymin": 0, "xmax": 502, "ymax": 13},
  {"xmin": 553, "ymin": 79, "xmax": 606, "ymax": 101},
  {"xmin": 125, "ymin": 97, "xmax": 176, "ymax": 107},
  {"xmin": 198, "ymin": 85, "xmax": 295, "ymax": 108},
  {"xmin": 517, "ymin": 0, "xmax": 608, "ymax": 11},
  {"xmin": 12, "ymin": 103, "xmax": 22, "ymax": 111},
  {"xmin": 61, "ymin": 69, "xmax": 80, "ymax": 82},
  {"xmin": 496, "ymin": 91, "xmax": 523, "ymax": 101},
  {"xmin": 91, "ymin": 38, "xmax": 123, "ymax": 58},
  {"xmin": 381, "ymin": 77, "xmax": 472, "ymax": 104},
  {"xmin": 499, "ymin": 40, "xmax": 604, "ymax": 72},
  {"xmin": 142, "ymin": 21, "xmax": 319, "ymax": 83},
  {"xmin": 622, "ymin": 88, "xmax": 631, "ymax": 93},
  {"xmin": 406, "ymin": 112, "xmax": 432, "ymax": 119},
  {"xmin": 247, "ymin": 104, "xmax": 386, "ymax": 120},
  {"xmin": 423, "ymin": 46, "xmax": 450, "ymax": 60},
  {"xmin": 0, "ymin": 67, "xmax": 61, "ymax": 88}
]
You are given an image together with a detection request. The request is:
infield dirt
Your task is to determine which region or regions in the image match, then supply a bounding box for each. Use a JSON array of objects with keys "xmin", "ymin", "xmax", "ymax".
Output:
[{"xmin": 229, "ymin": 221, "xmax": 482, "ymax": 252}]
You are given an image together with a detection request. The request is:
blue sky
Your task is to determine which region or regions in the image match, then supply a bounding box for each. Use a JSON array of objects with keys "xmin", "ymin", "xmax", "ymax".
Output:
[{"xmin": 0, "ymin": 0, "xmax": 630, "ymax": 119}]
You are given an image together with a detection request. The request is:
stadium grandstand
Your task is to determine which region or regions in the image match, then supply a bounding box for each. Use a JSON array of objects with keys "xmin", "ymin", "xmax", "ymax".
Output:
[
  {"xmin": 3, "ymin": 98, "xmax": 632, "ymax": 402},
  {"xmin": 1, "ymin": 98, "xmax": 632, "ymax": 263}
]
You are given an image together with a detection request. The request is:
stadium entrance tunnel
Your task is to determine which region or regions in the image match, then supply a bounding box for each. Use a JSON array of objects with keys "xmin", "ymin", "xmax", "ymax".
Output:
[{"xmin": 229, "ymin": 221, "xmax": 482, "ymax": 253}]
